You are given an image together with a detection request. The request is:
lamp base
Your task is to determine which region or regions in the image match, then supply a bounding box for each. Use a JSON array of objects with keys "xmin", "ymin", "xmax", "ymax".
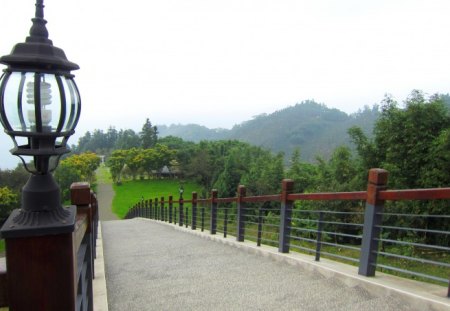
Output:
[
  {"xmin": 0, "ymin": 174, "xmax": 76, "ymax": 238},
  {"xmin": 21, "ymin": 174, "xmax": 61, "ymax": 213}
]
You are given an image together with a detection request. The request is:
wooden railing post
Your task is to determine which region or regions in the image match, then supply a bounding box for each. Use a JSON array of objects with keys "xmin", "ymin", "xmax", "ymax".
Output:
[
  {"xmin": 279, "ymin": 179, "xmax": 294, "ymax": 253},
  {"xmin": 90, "ymin": 191, "xmax": 99, "ymax": 256},
  {"xmin": 169, "ymin": 195, "xmax": 173, "ymax": 223},
  {"xmin": 71, "ymin": 182, "xmax": 95, "ymax": 274},
  {"xmin": 149, "ymin": 199, "xmax": 153, "ymax": 219},
  {"xmin": 160, "ymin": 197, "xmax": 164, "ymax": 222},
  {"xmin": 0, "ymin": 193, "xmax": 79, "ymax": 310},
  {"xmin": 192, "ymin": 192, "xmax": 198, "ymax": 230},
  {"xmin": 179, "ymin": 196, "xmax": 184, "ymax": 227},
  {"xmin": 210, "ymin": 189, "xmax": 218, "ymax": 234},
  {"xmin": 359, "ymin": 168, "xmax": 389, "ymax": 276},
  {"xmin": 185, "ymin": 205, "xmax": 189, "ymax": 228},
  {"xmin": 236, "ymin": 185, "xmax": 246, "ymax": 242},
  {"xmin": 155, "ymin": 198, "xmax": 159, "ymax": 220}
]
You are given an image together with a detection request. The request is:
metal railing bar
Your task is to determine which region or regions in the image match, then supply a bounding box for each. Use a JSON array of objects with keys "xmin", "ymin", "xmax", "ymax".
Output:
[
  {"xmin": 375, "ymin": 264, "xmax": 449, "ymax": 284},
  {"xmin": 319, "ymin": 231, "xmax": 361, "ymax": 239},
  {"xmin": 289, "ymin": 227, "xmax": 362, "ymax": 239},
  {"xmin": 319, "ymin": 241, "xmax": 361, "ymax": 252},
  {"xmin": 377, "ymin": 251, "xmax": 450, "ymax": 268},
  {"xmin": 289, "ymin": 217, "xmax": 318, "ymax": 223},
  {"xmin": 288, "ymin": 227, "xmax": 318, "ymax": 234},
  {"xmin": 378, "ymin": 212, "xmax": 450, "ymax": 219},
  {"xmin": 376, "ymin": 238, "xmax": 450, "ymax": 251},
  {"xmin": 377, "ymin": 225, "xmax": 450, "ymax": 235},
  {"xmin": 316, "ymin": 220, "xmax": 364, "ymax": 227},
  {"xmin": 288, "ymin": 236, "xmax": 317, "ymax": 244},
  {"xmin": 292, "ymin": 210, "xmax": 365, "ymax": 216},
  {"xmin": 319, "ymin": 251, "xmax": 360, "ymax": 263}
]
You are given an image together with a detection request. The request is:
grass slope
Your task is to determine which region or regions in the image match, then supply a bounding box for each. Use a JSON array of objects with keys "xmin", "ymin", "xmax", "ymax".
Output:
[{"xmin": 112, "ymin": 179, "xmax": 201, "ymax": 218}]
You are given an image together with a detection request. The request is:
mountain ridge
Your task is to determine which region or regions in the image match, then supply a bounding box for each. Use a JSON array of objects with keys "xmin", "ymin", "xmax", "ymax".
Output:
[{"xmin": 158, "ymin": 100, "xmax": 379, "ymax": 161}]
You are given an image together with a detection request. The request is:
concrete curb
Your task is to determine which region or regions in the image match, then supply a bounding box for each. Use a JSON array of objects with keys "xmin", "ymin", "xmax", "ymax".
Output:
[
  {"xmin": 142, "ymin": 218, "xmax": 449, "ymax": 311},
  {"xmin": 93, "ymin": 222, "xmax": 109, "ymax": 311}
]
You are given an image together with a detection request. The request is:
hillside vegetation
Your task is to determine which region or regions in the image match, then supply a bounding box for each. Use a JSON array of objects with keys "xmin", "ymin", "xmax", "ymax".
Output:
[{"xmin": 158, "ymin": 100, "xmax": 379, "ymax": 161}]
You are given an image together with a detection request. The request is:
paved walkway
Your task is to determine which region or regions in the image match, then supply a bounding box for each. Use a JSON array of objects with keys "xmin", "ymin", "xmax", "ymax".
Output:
[
  {"xmin": 97, "ymin": 183, "xmax": 118, "ymax": 221},
  {"xmin": 101, "ymin": 219, "xmax": 435, "ymax": 311}
]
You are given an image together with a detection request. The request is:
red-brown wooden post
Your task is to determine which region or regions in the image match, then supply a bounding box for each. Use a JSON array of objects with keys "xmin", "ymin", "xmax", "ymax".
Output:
[
  {"xmin": 192, "ymin": 192, "xmax": 198, "ymax": 230},
  {"xmin": 236, "ymin": 185, "xmax": 246, "ymax": 242},
  {"xmin": 179, "ymin": 195, "xmax": 184, "ymax": 226},
  {"xmin": 210, "ymin": 190, "xmax": 218, "ymax": 234},
  {"xmin": 169, "ymin": 195, "xmax": 173, "ymax": 223},
  {"xmin": 358, "ymin": 169, "xmax": 389, "ymax": 276},
  {"xmin": 149, "ymin": 199, "xmax": 153, "ymax": 219},
  {"xmin": 279, "ymin": 179, "xmax": 294, "ymax": 253},
  {"xmin": 90, "ymin": 191, "xmax": 98, "ymax": 258},
  {"xmin": 1, "ymin": 192, "xmax": 79, "ymax": 310},
  {"xmin": 71, "ymin": 182, "xmax": 94, "ymax": 276}
]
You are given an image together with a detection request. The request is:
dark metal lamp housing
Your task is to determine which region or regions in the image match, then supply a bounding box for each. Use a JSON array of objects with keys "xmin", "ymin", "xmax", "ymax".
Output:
[{"xmin": 0, "ymin": 0, "xmax": 80, "ymax": 237}]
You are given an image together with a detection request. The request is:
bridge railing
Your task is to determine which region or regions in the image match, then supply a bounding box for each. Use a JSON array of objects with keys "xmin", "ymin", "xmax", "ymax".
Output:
[
  {"xmin": 0, "ymin": 182, "xmax": 98, "ymax": 310},
  {"xmin": 125, "ymin": 168, "xmax": 450, "ymax": 298}
]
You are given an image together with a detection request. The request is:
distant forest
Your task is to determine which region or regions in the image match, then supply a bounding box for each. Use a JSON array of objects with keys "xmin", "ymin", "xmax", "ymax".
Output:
[{"xmin": 74, "ymin": 99, "xmax": 380, "ymax": 162}]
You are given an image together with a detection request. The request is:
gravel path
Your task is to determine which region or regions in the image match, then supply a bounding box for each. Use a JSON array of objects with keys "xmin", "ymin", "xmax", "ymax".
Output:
[
  {"xmin": 102, "ymin": 219, "xmax": 415, "ymax": 311},
  {"xmin": 96, "ymin": 183, "xmax": 118, "ymax": 221}
]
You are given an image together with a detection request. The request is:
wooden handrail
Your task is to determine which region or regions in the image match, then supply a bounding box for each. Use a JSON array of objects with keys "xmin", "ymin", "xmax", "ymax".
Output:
[
  {"xmin": 74, "ymin": 214, "xmax": 88, "ymax": 254},
  {"xmin": 379, "ymin": 188, "xmax": 450, "ymax": 200}
]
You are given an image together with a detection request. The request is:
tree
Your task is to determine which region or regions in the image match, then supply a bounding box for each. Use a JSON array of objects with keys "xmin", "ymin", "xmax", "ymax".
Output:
[
  {"xmin": 115, "ymin": 129, "xmax": 140, "ymax": 150},
  {"xmin": 124, "ymin": 148, "xmax": 143, "ymax": 180},
  {"xmin": 54, "ymin": 162, "xmax": 83, "ymax": 202},
  {"xmin": 0, "ymin": 165, "xmax": 29, "ymax": 194},
  {"xmin": 153, "ymin": 144, "xmax": 176, "ymax": 172},
  {"xmin": 54, "ymin": 152, "xmax": 101, "ymax": 201},
  {"xmin": 185, "ymin": 149, "xmax": 213, "ymax": 189},
  {"xmin": 373, "ymin": 91, "xmax": 449, "ymax": 188},
  {"xmin": 0, "ymin": 186, "xmax": 18, "ymax": 221},
  {"xmin": 107, "ymin": 149, "xmax": 127, "ymax": 184},
  {"xmin": 141, "ymin": 148, "xmax": 158, "ymax": 178},
  {"xmin": 286, "ymin": 148, "xmax": 317, "ymax": 193},
  {"xmin": 140, "ymin": 118, "xmax": 158, "ymax": 148},
  {"xmin": 348, "ymin": 91, "xmax": 450, "ymax": 189},
  {"xmin": 347, "ymin": 91, "xmax": 450, "ymax": 245}
]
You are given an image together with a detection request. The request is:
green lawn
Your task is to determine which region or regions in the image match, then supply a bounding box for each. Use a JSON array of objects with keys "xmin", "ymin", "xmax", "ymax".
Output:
[{"xmin": 112, "ymin": 179, "xmax": 201, "ymax": 218}]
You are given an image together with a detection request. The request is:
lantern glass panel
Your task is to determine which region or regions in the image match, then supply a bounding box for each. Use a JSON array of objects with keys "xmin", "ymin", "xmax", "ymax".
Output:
[
  {"xmin": 3, "ymin": 72, "xmax": 33, "ymax": 132},
  {"xmin": 3, "ymin": 72, "xmax": 64, "ymax": 133},
  {"xmin": 37, "ymin": 73, "xmax": 61, "ymax": 132},
  {"xmin": 61, "ymin": 77, "xmax": 80, "ymax": 132}
]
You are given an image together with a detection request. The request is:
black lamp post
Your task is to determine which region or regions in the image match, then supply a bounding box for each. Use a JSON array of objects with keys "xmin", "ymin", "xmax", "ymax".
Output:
[
  {"xmin": 179, "ymin": 184, "xmax": 184, "ymax": 200},
  {"xmin": 0, "ymin": 0, "xmax": 81, "ymax": 236}
]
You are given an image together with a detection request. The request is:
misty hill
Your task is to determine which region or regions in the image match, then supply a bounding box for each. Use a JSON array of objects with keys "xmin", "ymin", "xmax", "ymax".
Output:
[
  {"xmin": 158, "ymin": 100, "xmax": 380, "ymax": 161},
  {"xmin": 157, "ymin": 124, "xmax": 228, "ymax": 142}
]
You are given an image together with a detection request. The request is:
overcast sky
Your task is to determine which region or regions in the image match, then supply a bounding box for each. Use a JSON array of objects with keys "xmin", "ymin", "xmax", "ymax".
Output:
[{"xmin": 1, "ymin": 0, "xmax": 450, "ymax": 169}]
